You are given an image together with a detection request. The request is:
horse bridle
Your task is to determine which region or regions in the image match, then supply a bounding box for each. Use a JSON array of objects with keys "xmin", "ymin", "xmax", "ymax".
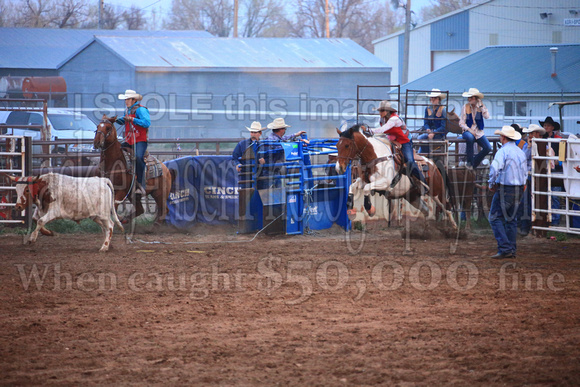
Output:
[
  {"xmin": 95, "ymin": 119, "xmax": 116, "ymax": 151},
  {"xmin": 336, "ymin": 135, "xmax": 370, "ymax": 162}
]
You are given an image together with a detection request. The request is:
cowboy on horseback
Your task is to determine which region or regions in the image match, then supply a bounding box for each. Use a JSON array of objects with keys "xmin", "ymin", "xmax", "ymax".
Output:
[
  {"xmin": 116, "ymin": 89, "xmax": 149, "ymax": 196},
  {"xmin": 369, "ymin": 101, "xmax": 429, "ymax": 195}
]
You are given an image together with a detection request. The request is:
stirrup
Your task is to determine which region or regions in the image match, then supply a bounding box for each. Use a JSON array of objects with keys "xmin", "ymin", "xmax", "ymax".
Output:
[{"xmin": 134, "ymin": 183, "xmax": 146, "ymax": 195}]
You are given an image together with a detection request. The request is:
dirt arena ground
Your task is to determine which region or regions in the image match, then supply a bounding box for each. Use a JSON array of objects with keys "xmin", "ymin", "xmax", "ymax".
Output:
[{"xmin": 1, "ymin": 223, "xmax": 579, "ymax": 385}]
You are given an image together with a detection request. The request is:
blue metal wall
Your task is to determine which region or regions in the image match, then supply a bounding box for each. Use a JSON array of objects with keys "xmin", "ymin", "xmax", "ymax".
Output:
[{"xmin": 430, "ymin": 11, "xmax": 469, "ymax": 51}]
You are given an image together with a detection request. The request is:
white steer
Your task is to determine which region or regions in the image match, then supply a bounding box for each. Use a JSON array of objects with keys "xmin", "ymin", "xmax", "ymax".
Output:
[{"xmin": 9, "ymin": 173, "xmax": 124, "ymax": 251}]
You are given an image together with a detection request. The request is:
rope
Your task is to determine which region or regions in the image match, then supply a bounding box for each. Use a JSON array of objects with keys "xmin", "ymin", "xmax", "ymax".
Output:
[
  {"xmin": 130, "ymin": 212, "xmax": 285, "ymax": 245},
  {"xmin": 303, "ymin": 184, "xmax": 319, "ymax": 235}
]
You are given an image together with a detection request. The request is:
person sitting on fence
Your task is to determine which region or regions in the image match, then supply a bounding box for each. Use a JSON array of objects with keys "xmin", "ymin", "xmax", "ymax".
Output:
[
  {"xmin": 459, "ymin": 88, "xmax": 492, "ymax": 170},
  {"xmin": 541, "ymin": 116, "xmax": 564, "ymax": 226},
  {"xmin": 517, "ymin": 124, "xmax": 546, "ymax": 236},
  {"xmin": 417, "ymin": 89, "xmax": 447, "ymax": 155},
  {"xmin": 232, "ymin": 121, "xmax": 266, "ymax": 188},
  {"xmin": 265, "ymin": 118, "xmax": 307, "ymax": 142},
  {"xmin": 370, "ymin": 100, "xmax": 429, "ymax": 195}
]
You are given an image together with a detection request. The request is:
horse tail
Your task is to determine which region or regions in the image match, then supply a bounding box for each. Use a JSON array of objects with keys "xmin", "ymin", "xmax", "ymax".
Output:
[
  {"xmin": 169, "ymin": 168, "xmax": 177, "ymax": 192},
  {"xmin": 435, "ymin": 160, "xmax": 455, "ymax": 212}
]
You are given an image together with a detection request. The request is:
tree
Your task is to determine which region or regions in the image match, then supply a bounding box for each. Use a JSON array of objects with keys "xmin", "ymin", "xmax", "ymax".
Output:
[
  {"xmin": 241, "ymin": 0, "xmax": 285, "ymax": 37},
  {"xmin": 123, "ymin": 5, "xmax": 146, "ymax": 30},
  {"xmin": 419, "ymin": 0, "xmax": 477, "ymax": 22},
  {"xmin": 165, "ymin": 0, "xmax": 233, "ymax": 37}
]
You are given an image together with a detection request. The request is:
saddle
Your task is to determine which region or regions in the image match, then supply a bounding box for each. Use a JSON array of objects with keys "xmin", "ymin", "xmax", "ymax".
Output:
[
  {"xmin": 121, "ymin": 147, "xmax": 164, "ymax": 180},
  {"xmin": 373, "ymin": 137, "xmax": 429, "ymax": 176}
]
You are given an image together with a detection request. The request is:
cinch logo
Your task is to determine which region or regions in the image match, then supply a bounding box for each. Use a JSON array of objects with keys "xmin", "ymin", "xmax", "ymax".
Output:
[
  {"xmin": 169, "ymin": 189, "xmax": 190, "ymax": 203},
  {"xmin": 306, "ymin": 205, "xmax": 318, "ymax": 215},
  {"xmin": 204, "ymin": 186, "xmax": 239, "ymax": 199},
  {"xmin": 288, "ymin": 195, "xmax": 297, "ymax": 203}
]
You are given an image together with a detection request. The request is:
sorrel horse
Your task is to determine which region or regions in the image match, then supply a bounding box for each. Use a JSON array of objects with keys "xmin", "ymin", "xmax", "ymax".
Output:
[
  {"xmin": 335, "ymin": 124, "xmax": 457, "ymax": 229},
  {"xmin": 93, "ymin": 115, "xmax": 172, "ymax": 224}
]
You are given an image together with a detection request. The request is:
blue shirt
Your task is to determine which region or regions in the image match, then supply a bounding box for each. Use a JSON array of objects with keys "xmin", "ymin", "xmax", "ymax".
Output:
[
  {"xmin": 488, "ymin": 141, "xmax": 527, "ymax": 186},
  {"xmin": 116, "ymin": 102, "xmax": 151, "ymax": 128},
  {"xmin": 232, "ymin": 138, "xmax": 257, "ymax": 163},
  {"xmin": 265, "ymin": 131, "xmax": 302, "ymax": 142},
  {"xmin": 422, "ymin": 105, "xmax": 447, "ymax": 134}
]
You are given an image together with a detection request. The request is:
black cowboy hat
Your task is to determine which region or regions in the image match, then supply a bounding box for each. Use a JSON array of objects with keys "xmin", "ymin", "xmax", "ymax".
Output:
[
  {"xmin": 510, "ymin": 123, "xmax": 523, "ymax": 134},
  {"xmin": 539, "ymin": 116, "xmax": 560, "ymax": 131}
]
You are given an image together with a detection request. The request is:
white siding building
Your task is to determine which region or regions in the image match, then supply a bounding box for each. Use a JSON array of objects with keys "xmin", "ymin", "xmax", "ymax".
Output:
[{"xmin": 373, "ymin": 0, "xmax": 580, "ymax": 84}]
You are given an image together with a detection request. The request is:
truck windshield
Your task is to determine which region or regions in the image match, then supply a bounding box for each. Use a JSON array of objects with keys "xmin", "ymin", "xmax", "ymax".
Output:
[{"xmin": 48, "ymin": 114, "xmax": 96, "ymax": 131}]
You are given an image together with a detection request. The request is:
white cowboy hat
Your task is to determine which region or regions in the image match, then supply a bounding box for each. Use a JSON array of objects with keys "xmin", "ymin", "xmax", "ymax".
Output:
[
  {"xmin": 426, "ymin": 88, "xmax": 446, "ymax": 99},
  {"xmin": 495, "ymin": 125, "xmax": 522, "ymax": 141},
  {"xmin": 118, "ymin": 89, "xmax": 143, "ymax": 101},
  {"xmin": 462, "ymin": 88, "xmax": 484, "ymax": 99},
  {"xmin": 245, "ymin": 121, "xmax": 265, "ymax": 132},
  {"xmin": 373, "ymin": 100, "xmax": 397, "ymax": 112},
  {"xmin": 523, "ymin": 124, "xmax": 546, "ymax": 135},
  {"xmin": 267, "ymin": 117, "xmax": 291, "ymax": 130}
]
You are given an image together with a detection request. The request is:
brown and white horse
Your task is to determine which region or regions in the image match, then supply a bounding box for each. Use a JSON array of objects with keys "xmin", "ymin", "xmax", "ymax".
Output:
[
  {"xmin": 335, "ymin": 124, "xmax": 456, "ymax": 229},
  {"xmin": 93, "ymin": 115, "xmax": 172, "ymax": 224}
]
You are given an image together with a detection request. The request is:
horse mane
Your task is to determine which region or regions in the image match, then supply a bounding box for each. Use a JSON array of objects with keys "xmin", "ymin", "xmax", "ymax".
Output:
[{"xmin": 339, "ymin": 124, "xmax": 365, "ymax": 139}]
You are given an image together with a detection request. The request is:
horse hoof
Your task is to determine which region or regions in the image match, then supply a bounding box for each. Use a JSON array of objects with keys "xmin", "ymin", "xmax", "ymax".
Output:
[
  {"xmin": 367, "ymin": 205, "xmax": 376, "ymax": 217},
  {"xmin": 347, "ymin": 209, "xmax": 357, "ymax": 221}
]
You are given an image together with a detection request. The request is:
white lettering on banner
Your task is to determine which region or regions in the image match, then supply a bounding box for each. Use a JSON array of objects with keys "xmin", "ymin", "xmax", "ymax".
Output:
[
  {"xmin": 203, "ymin": 186, "xmax": 239, "ymax": 199},
  {"xmin": 169, "ymin": 189, "xmax": 190, "ymax": 204}
]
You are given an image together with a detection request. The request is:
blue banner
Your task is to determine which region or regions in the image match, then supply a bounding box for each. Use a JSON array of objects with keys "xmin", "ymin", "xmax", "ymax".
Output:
[{"xmin": 164, "ymin": 156, "xmax": 238, "ymax": 229}]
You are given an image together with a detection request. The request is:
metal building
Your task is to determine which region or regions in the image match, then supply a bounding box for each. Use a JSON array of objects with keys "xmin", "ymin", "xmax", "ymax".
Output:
[
  {"xmin": 373, "ymin": 0, "xmax": 580, "ymax": 84},
  {"xmin": 59, "ymin": 36, "xmax": 390, "ymax": 139},
  {"xmin": 398, "ymin": 44, "xmax": 580, "ymax": 135}
]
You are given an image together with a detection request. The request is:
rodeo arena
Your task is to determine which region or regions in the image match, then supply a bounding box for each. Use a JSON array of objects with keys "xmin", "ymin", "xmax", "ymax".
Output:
[{"xmin": 1, "ymin": 19, "xmax": 580, "ymax": 386}]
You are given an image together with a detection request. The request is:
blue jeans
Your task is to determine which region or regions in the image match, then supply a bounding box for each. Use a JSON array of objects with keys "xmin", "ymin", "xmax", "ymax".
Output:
[
  {"xmin": 417, "ymin": 132, "xmax": 446, "ymax": 155},
  {"xmin": 402, "ymin": 141, "xmax": 426, "ymax": 184},
  {"xmin": 462, "ymin": 131, "xmax": 491, "ymax": 169},
  {"xmin": 489, "ymin": 185, "xmax": 523, "ymax": 254},
  {"xmin": 124, "ymin": 141, "xmax": 147, "ymax": 186},
  {"xmin": 516, "ymin": 176, "xmax": 532, "ymax": 234},
  {"xmin": 551, "ymin": 185, "xmax": 563, "ymax": 226}
]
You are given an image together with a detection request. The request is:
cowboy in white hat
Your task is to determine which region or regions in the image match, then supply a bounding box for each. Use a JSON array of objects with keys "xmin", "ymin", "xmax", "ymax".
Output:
[
  {"xmin": 369, "ymin": 100, "xmax": 429, "ymax": 195},
  {"xmin": 459, "ymin": 87, "xmax": 491, "ymax": 169},
  {"xmin": 232, "ymin": 121, "xmax": 266, "ymax": 177},
  {"xmin": 265, "ymin": 118, "xmax": 307, "ymax": 142},
  {"xmin": 487, "ymin": 125, "xmax": 527, "ymax": 259},
  {"xmin": 115, "ymin": 89, "xmax": 149, "ymax": 195},
  {"xmin": 417, "ymin": 88, "xmax": 448, "ymax": 155}
]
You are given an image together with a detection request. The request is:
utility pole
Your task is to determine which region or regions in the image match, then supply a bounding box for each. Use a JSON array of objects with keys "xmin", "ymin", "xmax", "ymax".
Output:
[
  {"xmin": 233, "ymin": 0, "xmax": 239, "ymax": 37},
  {"xmin": 325, "ymin": 0, "xmax": 330, "ymax": 38},
  {"xmin": 98, "ymin": 0, "xmax": 104, "ymax": 29},
  {"xmin": 401, "ymin": 0, "xmax": 411, "ymax": 84}
]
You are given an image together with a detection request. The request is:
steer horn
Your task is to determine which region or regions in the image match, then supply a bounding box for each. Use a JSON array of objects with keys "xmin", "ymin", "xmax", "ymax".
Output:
[{"xmin": 2, "ymin": 173, "xmax": 18, "ymax": 182}]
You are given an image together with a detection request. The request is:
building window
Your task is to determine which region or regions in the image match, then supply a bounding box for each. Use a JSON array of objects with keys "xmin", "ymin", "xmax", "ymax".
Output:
[
  {"xmin": 505, "ymin": 101, "xmax": 527, "ymax": 117},
  {"xmin": 489, "ymin": 33, "xmax": 498, "ymax": 46},
  {"xmin": 552, "ymin": 31, "xmax": 562, "ymax": 44}
]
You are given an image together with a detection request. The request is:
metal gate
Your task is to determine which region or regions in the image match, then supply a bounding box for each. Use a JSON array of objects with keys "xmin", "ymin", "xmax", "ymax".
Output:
[{"xmin": 0, "ymin": 135, "xmax": 33, "ymax": 228}]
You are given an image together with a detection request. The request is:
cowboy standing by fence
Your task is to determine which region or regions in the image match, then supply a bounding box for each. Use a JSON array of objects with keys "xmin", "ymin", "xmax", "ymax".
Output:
[
  {"xmin": 232, "ymin": 121, "xmax": 266, "ymax": 188},
  {"xmin": 116, "ymin": 89, "xmax": 149, "ymax": 195},
  {"xmin": 370, "ymin": 101, "xmax": 429, "ymax": 195},
  {"xmin": 488, "ymin": 126, "xmax": 527, "ymax": 259}
]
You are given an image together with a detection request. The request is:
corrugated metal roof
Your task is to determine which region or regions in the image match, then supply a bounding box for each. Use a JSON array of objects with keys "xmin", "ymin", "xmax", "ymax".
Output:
[
  {"xmin": 0, "ymin": 28, "xmax": 213, "ymax": 69},
  {"xmin": 93, "ymin": 37, "xmax": 389, "ymax": 71},
  {"xmin": 400, "ymin": 44, "xmax": 580, "ymax": 95}
]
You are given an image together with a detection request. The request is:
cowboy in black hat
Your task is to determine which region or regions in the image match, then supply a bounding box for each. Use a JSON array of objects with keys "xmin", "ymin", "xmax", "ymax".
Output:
[
  {"xmin": 540, "ymin": 116, "xmax": 563, "ymax": 226},
  {"xmin": 540, "ymin": 116, "xmax": 562, "ymax": 170}
]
